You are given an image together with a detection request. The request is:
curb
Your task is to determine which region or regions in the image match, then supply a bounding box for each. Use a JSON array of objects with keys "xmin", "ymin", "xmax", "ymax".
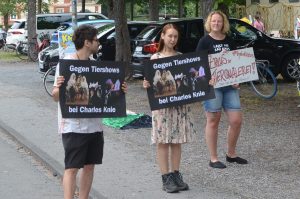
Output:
[{"xmin": 0, "ymin": 119, "xmax": 107, "ymax": 199}]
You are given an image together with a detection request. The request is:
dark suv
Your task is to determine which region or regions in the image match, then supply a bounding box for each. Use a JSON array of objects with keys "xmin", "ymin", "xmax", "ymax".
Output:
[
  {"xmin": 131, "ymin": 18, "xmax": 300, "ymax": 81},
  {"xmin": 98, "ymin": 21, "xmax": 154, "ymax": 60},
  {"xmin": 38, "ymin": 21, "xmax": 152, "ymax": 72}
]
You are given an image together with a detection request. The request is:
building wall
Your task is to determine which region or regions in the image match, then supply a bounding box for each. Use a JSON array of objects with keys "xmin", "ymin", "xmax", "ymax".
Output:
[
  {"xmin": 245, "ymin": 0, "xmax": 300, "ymax": 37},
  {"xmin": 50, "ymin": 0, "xmax": 101, "ymax": 13},
  {"xmin": 247, "ymin": 0, "xmax": 300, "ymax": 6}
]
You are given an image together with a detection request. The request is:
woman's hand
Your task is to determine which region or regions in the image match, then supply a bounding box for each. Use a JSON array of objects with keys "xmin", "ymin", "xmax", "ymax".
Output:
[
  {"xmin": 232, "ymin": 83, "xmax": 240, "ymax": 89},
  {"xmin": 209, "ymin": 76, "xmax": 216, "ymax": 86},
  {"xmin": 121, "ymin": 82, "xmax": 128, "ymax": 93},
  {"xmin": 143, "ymin": 78, "xmax": 150, "ymax": 89}
]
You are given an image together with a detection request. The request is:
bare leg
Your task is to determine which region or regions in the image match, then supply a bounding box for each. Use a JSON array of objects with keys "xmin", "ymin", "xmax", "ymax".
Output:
[
  {"xmin": 79, "ymin": 164, "xmax": 95, "ymax": 199},
  {"xmin": 225, "ymin": 111, "xmax": 242, "ymax": 157},
  {"xmin": 63, "ymin": 168, "xmax": 79, "ymax": 199},
  {"xmin": 157, "ymin": 143, "xmax": 170, "ymax": 174},
  {"xmin": 205, "ymin": 112, "xmax": 222, "ymax": 162},
  {"xmin": 170, "ymin": 144, "xmax": 181, "ymax": 171}
]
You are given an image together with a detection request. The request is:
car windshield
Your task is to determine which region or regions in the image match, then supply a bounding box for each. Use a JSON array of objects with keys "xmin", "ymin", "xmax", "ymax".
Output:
[
  {"xmin": 135, "ymin": 25, "xmax": 161, "ymax": 40},
  {"xmin": 56, "ymin": 24, "xmax": 71, "ymax": 32},
  {"xmin": 11, "ymin": 21, "xmax": 24, "ymax": 29},
  {"xmin": 97, "ymin": 24, "xmax": 115, "ymax": 36}
]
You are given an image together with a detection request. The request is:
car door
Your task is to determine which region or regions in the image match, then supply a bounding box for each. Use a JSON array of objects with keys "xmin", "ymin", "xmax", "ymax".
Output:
[
  {"xmin": 100, "ymin": 29, "xmax": 116, "ymax": 60},
  {"xmin": 185, "ymin": 20, "xmax": 204, "ymax": 52},
  {"xmin": 229, "ymin": 19, "xmax": 281, "ymax": 71}
]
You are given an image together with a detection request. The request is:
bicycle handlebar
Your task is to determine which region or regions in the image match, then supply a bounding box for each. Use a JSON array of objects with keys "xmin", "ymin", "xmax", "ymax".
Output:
[{"xmin": 237, "ymin": 40, "xmax": 255, "ymax": 49}]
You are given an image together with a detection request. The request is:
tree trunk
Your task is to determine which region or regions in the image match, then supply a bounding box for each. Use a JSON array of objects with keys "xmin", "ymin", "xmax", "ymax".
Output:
[
  {"xmin": 201, "ymin": 0, "xmax": 214, "ymax": 20},
  {"xmin": 178, "ymin": 0, "xmax": 184, "ymax": 18},
  {"xmin": 4, "ymin": 14, "xmax": 9, "ymax": 31},
  {"xmin": 82, "ymin": 0, "xmax": 86, "ymax": 12},
  {"xmin": 195, "ymin": 0, "xmax": 199, "ymax": 17},
  {"xmin": 129, "ymin": 0, "xmax": 134, "ymax": 21},
  {"xmin": 38, "ymin": 0, "xmax": 42, "ymax": 14},
  {"xmin": 27, "ymin": 0, "xmax": 37, "ymax": 61},
  {"xmin": 217, "ymin": 2, "xmax": 229, "ymax": 18},
  {"xmin": 149, "ymin": 0, "xmax": 159, "ymax": 21},
  {"xmin": 107, "ymin": 0, "xmax": 114, "ymax": 19},
  {"xmin": 113, "ymin": 0, "xmax": 131, "ymax": 77}
]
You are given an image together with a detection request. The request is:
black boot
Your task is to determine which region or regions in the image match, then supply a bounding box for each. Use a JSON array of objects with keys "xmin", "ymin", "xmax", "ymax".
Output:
[
  {"xmin": 172, "ymin": 171, "xmax": 189, "ymax": 191},
  {"xmin": 161, "ymin": 173, "xmax": 179, "ymax": 193}
]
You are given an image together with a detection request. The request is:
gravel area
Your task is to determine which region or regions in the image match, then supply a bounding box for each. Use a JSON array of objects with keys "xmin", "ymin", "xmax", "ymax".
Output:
[
  {"xmin": 1, "ymin": 59, "xmax": 299, "ymax": 198},
  {"xmin": 106, "ymin": 79, "xmax": 300, "ymax": 199}
]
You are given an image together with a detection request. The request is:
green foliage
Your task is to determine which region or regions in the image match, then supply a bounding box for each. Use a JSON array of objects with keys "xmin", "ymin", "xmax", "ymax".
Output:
[
  {"xmin": 0, "ymin": 0, "xmax": 26, "ymax": 15},
  {"xmin": 42, "ymin": 2, "xmax": 50, "ymax": 13},
  {"xmin": 213, "ymin": 0, "xmax": 246, "ymax": 16},
  {"xmin": 214, "ymin": 0, "xmax": 246, "ymax": 7},
  {"xmin": 96, "ymin": 0, "xmax": 247, "ymax": 20}
]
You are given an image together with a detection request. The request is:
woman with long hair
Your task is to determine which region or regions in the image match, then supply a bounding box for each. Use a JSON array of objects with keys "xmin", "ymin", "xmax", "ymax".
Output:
[{"xmin": 143, "ymin": 23, "xmax": 193, "ymax": 193}]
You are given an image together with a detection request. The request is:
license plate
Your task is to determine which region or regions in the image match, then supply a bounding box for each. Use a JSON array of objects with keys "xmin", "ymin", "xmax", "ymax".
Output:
[
  {"xmin": 39, "ymin": 61, "xmax": 44, "ymax": 70},
  {"xmin": 135, "ymin": 46, "xmax": 142, "ymax": 52}
]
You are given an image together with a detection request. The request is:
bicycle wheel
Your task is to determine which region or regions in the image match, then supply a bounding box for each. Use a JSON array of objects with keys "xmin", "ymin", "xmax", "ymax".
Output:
[
  {"xmin": 16, "ymin": 41, "xmax": 28, "ymax": 60},
  {"xmin": 250, "ymin": 63, "xmax": 278, "ymax": 99},
  {"xmin": 43, "ymin": 66, "xmax": 56, "ymax": 97}
]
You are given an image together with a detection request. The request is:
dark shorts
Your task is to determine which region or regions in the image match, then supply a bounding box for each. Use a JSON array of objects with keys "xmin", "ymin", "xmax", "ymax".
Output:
[{"xmin": 62, "ymin": 132, "xmax": 104, "ymax": 169}]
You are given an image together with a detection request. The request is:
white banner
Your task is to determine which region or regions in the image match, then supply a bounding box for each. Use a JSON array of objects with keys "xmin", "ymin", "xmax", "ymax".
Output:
[{"xmin": 208, "ymin": 47, "xmax": 258, "ymax": 88}]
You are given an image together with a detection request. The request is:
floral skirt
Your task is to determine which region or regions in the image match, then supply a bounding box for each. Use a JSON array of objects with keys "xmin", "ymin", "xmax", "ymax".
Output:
[{"xmin": 151, "ymin": 105, "xmax": 195, "ymax": 144}]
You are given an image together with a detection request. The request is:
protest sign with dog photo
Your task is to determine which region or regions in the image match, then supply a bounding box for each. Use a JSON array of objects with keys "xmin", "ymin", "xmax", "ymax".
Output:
[
  {"xmin": 144, "ymin": 51, "xmax": 215, "ymax": 111},
  {"xmin": 59, "ymin": 59, "xmax": 126, "ymax": 118}
]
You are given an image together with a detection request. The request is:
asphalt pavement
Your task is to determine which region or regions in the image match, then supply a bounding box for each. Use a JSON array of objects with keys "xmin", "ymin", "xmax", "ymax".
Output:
[
  {"xmin": 0, "ymin": 128, "xmax": 64, "ymax": 199},
  {"xmin": 0, "ymin": 60, "xmax": 300, "ymax": 199}
]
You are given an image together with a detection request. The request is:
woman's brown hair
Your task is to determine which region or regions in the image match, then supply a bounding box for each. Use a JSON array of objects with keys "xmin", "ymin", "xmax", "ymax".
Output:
[{"xmin": 157, "ymin": 23, "xmax": 180, "ymax": 52}]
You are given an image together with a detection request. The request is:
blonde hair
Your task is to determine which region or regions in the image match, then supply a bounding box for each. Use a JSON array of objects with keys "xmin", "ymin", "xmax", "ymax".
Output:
[{"xmin": 204, "ymin": 10, "xmax": 230, "ymax": 34}]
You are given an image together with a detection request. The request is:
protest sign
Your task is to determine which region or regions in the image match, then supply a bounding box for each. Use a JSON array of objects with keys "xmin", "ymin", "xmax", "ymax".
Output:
[
  {"xmin": 59, "ymin": 59, "xmax": 126, "ymax": 118},
  {"xmin": 209, "ymin": 47, "xmax": 258, "ymax": 88},
  {"xmin": 144, "ymin": 51, "xmax": 215, "ymax": 111},
  {"xmin": 58, "ymin": 30, "xmax": 76, "ymax": 59}
]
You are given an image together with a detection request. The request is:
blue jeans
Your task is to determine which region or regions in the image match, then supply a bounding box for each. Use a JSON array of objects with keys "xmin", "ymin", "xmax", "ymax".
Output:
[{"xmin": 203, "ymin": 86, "xmax": 241, "ymax": 112}]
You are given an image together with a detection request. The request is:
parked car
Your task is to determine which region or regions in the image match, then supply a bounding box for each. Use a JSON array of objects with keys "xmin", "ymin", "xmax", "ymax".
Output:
[
  {"xmin": 6, "ymin": 19, "xmax": 26, "ymax": 48},
  {"xmin": 49, "ymin": 19, "xmax": 114, "ymax": 44},
  {"xmin": 0, "ymin": 28, "xmax": 7, "ymax": 49},
  {"xmin": 36, "ymin": 12, "xmax": 108, "ymax": 35},
  {"xmin": 131, "ymin": 18, "xmax": 300, "ymax": 81},
  {"xmin": 38, "ymin": 20, "xmax": 113, "ymax": 72},
  {"xmin": 39, "ymin": 21, "xmax": 152, "ymax": 72},
  {"xmin": 97, "ymin": 21, "xmax": 154, "ymax": 60},
  {"xmin": 7, "ymin": 13, "xmax": 109, "ymax": 49}
]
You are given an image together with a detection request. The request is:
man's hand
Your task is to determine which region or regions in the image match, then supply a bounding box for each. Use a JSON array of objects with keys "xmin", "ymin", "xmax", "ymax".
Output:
[
  {"xmin": 143, "ymin": 78, "xmax": 150, "ymax": 89},
  {"xmin": 121, "ymin": 82, "xmax": 128, "ymax": 93},
  {"xmin": 55, "ymin": 76, "xmax": 65, "ymax": 88},
  {"xmin": 52, "ymin": 76, "xmax": 65, "ymax": 102}
]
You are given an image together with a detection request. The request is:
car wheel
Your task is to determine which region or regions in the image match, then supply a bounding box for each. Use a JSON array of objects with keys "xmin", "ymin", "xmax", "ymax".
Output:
[{"xmin": 281, "ymin": 54, "xmax": 300, "ymax": 81}]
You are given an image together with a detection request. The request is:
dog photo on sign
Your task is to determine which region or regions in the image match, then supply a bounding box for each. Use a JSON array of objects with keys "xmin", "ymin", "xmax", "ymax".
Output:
[
  {"xmin": 153, "ymin": 69, "xmax": 177, "ymax": 98},
  {"xmin": 65, "ymin": 73, "xmax": 89, "ymax": 105}
]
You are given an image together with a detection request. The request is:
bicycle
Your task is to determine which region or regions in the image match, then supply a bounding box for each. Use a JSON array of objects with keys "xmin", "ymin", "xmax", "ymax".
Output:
[
  {"xmin": 16, "ymin": 33, "xmax": 50, "ymax": 61},
  {"xmin": 43, "ymin": 65, "xmax": 56, "ymax": 97},
  {"xmin": 249, "ymin": 59, "xmax": 278, "ymax": 99}
]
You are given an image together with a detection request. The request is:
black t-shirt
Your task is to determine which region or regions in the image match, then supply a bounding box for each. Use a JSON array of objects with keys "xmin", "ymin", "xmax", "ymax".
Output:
[{"xmin": 196, "ymin": 34, "xmax": 237, "ymax": 54}]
